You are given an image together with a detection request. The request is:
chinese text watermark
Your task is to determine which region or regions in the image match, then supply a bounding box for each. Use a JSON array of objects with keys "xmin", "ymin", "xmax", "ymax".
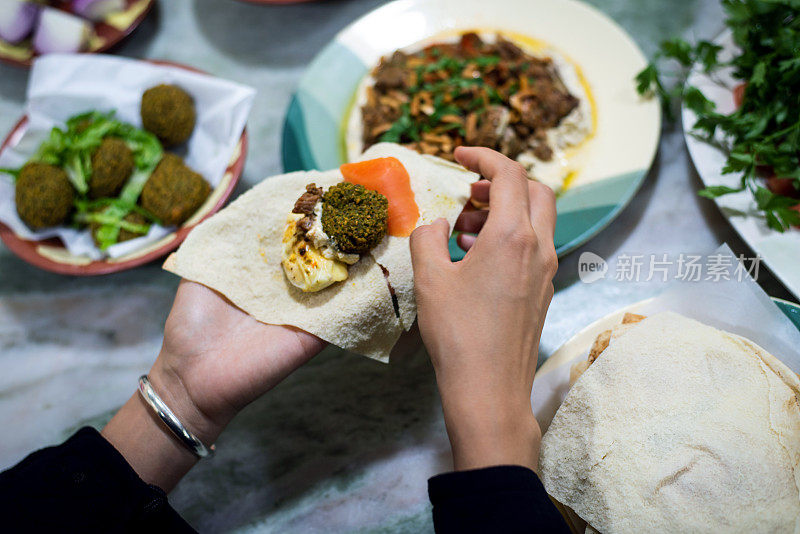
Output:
[{"xmin": 578, "ymin": 252, "xmax": 761, "ymax": 284}]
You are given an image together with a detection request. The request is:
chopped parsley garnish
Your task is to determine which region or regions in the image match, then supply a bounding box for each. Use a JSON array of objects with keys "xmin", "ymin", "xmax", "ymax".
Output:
[{"xmin": 379, "ymin": 52, "xmax": 503, "ymax": 144}]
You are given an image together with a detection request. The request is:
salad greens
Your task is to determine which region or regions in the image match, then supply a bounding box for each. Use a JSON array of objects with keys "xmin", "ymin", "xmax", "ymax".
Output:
[
  {"xmin": 6, "ymin": 110, "xmax": 163, "ymax": 249},
  {"xmin": 636, "ymin": 0, "xmax": 800, "ymax": 231},
  {"xmin": 34, "ymin": 111, "xmax": 163, "ymax": 194},
  {"xmin": 0, "ymin": 166, "xmax": 20, "ymax": 181}
]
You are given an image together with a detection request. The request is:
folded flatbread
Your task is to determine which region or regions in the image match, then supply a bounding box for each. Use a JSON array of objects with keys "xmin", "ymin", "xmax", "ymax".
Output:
[
  {"xmin": 164, "ymin": 143, "xmax": 474, "ymax": 362},
  {"xmin": 540, "ymin": 312, "xmax": 800, "ymax": 533}
]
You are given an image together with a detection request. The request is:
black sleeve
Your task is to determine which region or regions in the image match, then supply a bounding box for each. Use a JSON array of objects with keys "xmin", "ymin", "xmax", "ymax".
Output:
[
  {"xmin": 428, "ymin": 465, "xmax": 571, "ymax": 534},
  {"xmin": 0, "ymin": 427, "xmax": 195, "ymax": 533}
]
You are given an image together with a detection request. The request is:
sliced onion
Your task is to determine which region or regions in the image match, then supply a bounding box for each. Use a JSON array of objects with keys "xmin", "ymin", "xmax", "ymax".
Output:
[
  {"xmin": 0, "ymin": 0, "xmax": 39, "ymax": 44},
  {"xmin": 71, "ymin": 0, "xmax": 125, "ymax": 21},
  {"xmin": 33, "ymin": 7, "xmax": 91, "ymax": 54}
]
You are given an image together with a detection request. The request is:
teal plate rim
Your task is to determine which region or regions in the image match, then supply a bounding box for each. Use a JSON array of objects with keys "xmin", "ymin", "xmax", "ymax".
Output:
[{"xmin": 773, "ymin": 297, "xmax": 800, "ymax": 331}]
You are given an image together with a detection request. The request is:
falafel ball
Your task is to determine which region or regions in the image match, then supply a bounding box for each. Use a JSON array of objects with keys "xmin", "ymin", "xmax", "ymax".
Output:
[
  {"xmin": 322, "ymin": 182, "xmax": 388, "ymax": 254},
  {"xmin": 90, "ymin": 210, "xmax": 150, "ymax": 247},
  {"xmin": 141, "ymin": 153, "xmax": 211, "ymax": 226},
  {"xmin": 140, "ymin": 84, "xmax": 196, "ymax": 147},
  {"xmin": 15, "ymin": 162, "xmax": 75, "ymax": 229},
  {"xmin": 89, "ymin": 137, "xmax": 134, "ymax": 198}
]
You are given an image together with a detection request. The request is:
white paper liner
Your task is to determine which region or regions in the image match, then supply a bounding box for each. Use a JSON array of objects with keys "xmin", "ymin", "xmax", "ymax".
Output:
[
  {"xmin": 533, "ymin": 244, "xmax": 800, "ymax": 432},
  {"xmin": 0, "ymin": 54, "xmax": 255, "ymax": 260}
]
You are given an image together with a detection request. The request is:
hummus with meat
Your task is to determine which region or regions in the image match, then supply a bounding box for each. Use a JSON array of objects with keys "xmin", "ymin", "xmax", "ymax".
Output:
[{"xmin": 346, "ymin": 32, "xmax": 595, "ymax": 192}]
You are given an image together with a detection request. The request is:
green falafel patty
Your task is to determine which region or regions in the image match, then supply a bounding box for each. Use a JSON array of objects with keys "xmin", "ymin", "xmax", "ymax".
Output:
[
  {"xmin": 322, "ymin": 182, "xmax": 388, "ymax": 254},
  {"xmin": 89, "ymin": 137, "xmax": 134, "ymax": 198},
  {"xmin": 141, "ymin": 153, "xmax": 211, "ymax": 226},
  {"xmin": 15, "ymin": 162, "xmax": 75, "ymax": 229},
  {"xmin": 141, "ymin": 84, "xmax": 196, "ymax": 147}
]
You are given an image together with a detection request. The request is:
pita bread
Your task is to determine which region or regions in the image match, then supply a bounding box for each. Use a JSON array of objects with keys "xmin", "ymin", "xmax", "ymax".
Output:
[
  {"xmin": 164, "ymin": 143, "xmax": 473, "ymax": 362},
  {"xmin": 363, "ymin": 144, "xmax": 476, "ymax": 329},
  {"xmin": 540, "ymin": 312, "xmax": 800, "ymax": 533}
]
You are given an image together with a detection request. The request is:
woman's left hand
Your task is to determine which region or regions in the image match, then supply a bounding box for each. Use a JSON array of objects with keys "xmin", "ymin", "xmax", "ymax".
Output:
[
  {"xmin": 102, "ymin": 280, "xmax": 325, "ymax": 490},
  {"xmin": 150, "ymin": 280, "xmax": 326, "ymax": 444}
]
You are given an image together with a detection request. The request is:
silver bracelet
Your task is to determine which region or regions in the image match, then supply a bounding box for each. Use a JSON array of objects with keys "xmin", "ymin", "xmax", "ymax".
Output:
[{"xmin": 137, "ymin": 375, "xmax": 215, "ymax": 458}]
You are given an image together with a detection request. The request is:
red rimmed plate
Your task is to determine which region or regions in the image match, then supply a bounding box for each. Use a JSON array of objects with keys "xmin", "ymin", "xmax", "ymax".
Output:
[
  {"xmin": 0, "ymin": 60, "xmax": 248, "ymax": 276},
  {"xmin": 0, "ymin": 0, "xmax": 156, "ymax": 69}
]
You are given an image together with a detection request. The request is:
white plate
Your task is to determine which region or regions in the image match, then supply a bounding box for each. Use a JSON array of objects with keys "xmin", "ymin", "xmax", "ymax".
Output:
[{"xmin": 682, "ymin": 30, "xmax": 800, "ymax": 299}]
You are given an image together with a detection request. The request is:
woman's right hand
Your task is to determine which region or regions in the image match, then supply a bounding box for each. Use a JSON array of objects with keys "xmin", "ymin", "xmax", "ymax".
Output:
[{"xmin": 410, "ymin": 146, "xmax": 558, "ymax": 472}]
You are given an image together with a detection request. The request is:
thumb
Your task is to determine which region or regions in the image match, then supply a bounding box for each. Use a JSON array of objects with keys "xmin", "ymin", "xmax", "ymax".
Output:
[{"xmin": 410, "ymin": 218, "xmax": 451, "ymax": 276}]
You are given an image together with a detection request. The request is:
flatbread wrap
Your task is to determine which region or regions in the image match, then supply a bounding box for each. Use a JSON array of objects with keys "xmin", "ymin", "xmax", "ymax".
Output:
[
  {"xmin": 164, "ymin": 143, "xmax": 474, "ymax": 362},
  {"xmin": 540, "ymin": 312, "xmax": 800, "ymax": 534}
]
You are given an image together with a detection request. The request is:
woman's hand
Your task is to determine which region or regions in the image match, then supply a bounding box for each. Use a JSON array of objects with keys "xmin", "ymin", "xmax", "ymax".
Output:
[
  {"xmin": 103, "ymin": 280, "xmax": 325, "ymax": 490},
  {"xmin": 152, "ymin": 280, "xmax": 325, "ymax": 443},
  {"xmin": 410, "ymin": 146, "xmax": 557, "ymax": 472}
]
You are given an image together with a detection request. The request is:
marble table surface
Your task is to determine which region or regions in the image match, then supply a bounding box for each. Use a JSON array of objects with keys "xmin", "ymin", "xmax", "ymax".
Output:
[{"xmin": 0, "ymin": 0, "xmax": 793, "ymax": 532}]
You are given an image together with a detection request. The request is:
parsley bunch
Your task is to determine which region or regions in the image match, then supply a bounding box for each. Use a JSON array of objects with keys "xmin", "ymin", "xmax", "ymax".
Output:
[{"xmin": 636, "ymin": 0, "xmax": 800, "ymax": 231}]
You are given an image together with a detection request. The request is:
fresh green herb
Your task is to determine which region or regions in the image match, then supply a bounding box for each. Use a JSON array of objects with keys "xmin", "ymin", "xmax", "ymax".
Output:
[
  {"xmin": 637, "ymin": 0, "xmax": 800, "ymax": 231},
  {"xmin": 486, "ymin": 86, "xmax": 503, "ymax": 105},
  {"xmin": 474, "ymin": 55, "xmax": 501, "ymax": 67},
  {"xmin": 634, "ymin": 37, "xmax": 722, "ymax": 121},
  {"xmin": 417, "ymin": 77, "xmax": 484, "ymax": 96},
  {"xmin": 0, "ymin": 167, "xmax": 20, "ymax": 182},
  {"xmin": 380, "ymin": 104, "xmax": 420, "ymax": 143},
  {"xmin": 467, "ymin": 97, "xmax": 486, "ymax": 112}
]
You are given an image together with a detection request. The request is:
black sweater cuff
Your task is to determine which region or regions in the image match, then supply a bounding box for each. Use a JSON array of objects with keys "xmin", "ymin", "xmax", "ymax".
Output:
[
  {"xmin": 0, "ymin": 427, "xmax": 194, "ymax": 533},
  {"xmin": 428, "ymin": 465, "xmax": 570, "ymax": 534}
]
